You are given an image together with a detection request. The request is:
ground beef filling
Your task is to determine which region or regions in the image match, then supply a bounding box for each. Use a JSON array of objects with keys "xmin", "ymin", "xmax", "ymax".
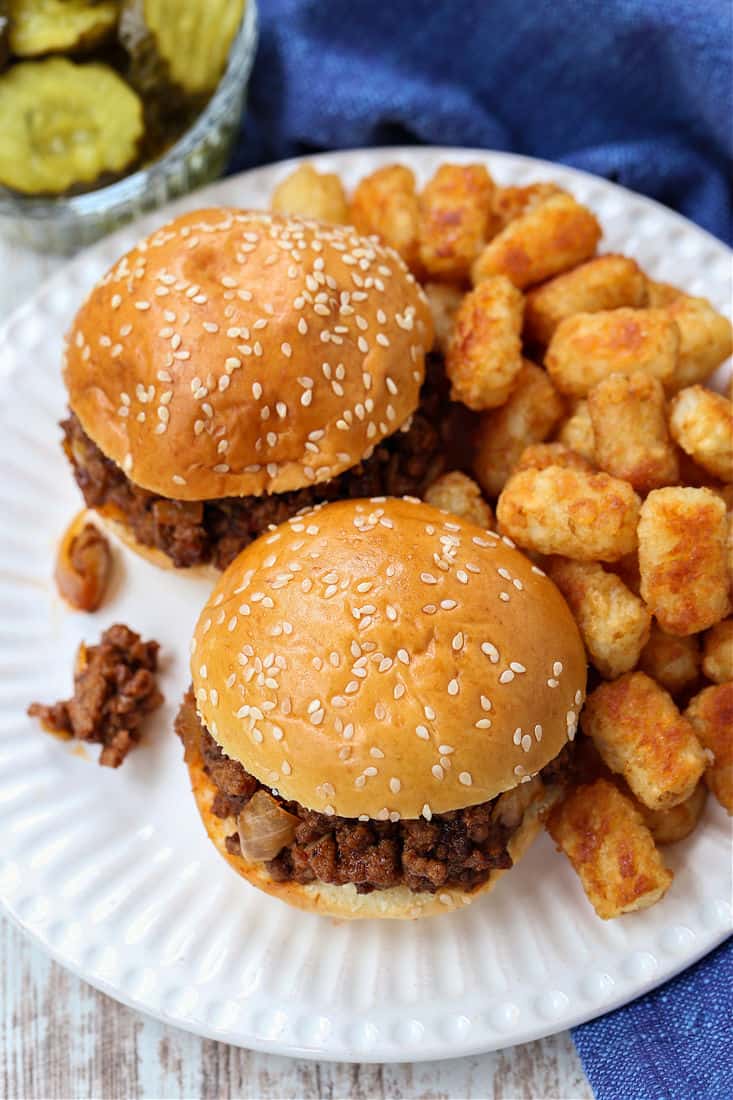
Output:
[
  {"xmin": 176, "ymin": 691, "xmax": 573, "ymax": 895},
  {"xmin": 61, "ymin": 363, "xmax": 449, "ymax": 570},
  {"xmin": 29, "ymin": 624, "xmax": 163, "ymax": 767}
]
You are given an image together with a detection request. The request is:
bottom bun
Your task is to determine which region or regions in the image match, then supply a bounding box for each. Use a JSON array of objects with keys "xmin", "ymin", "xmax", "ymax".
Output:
[
  {"xmin": 186, "ymin": 741, "xmax": 562, "ymax": 920},
  {"xmin": 97, "ymin": 506, "xmax": 219, "ymax": 581}
]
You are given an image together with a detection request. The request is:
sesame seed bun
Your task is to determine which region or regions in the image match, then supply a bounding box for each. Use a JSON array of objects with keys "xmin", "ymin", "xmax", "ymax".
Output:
[
  {"xmin": 186, "ymin": 734, "xmax": 562, "ymax": 919},
  {"xmin": 192, "ymin": 497, "xmax": 587, "ymax": 820},
  {"xmin": 63, "ymin": 209, "xmax": 432, "ymax": 502}
]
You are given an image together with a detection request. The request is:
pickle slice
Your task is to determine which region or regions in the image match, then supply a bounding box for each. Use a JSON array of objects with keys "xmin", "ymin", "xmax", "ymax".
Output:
[
  {"xmin": 120, "ymin": 0, "xmax": 245, "ymax": 98},
  {"xmin": 0, "ymin": 57, "xmax": 143, "ymax": 195},
  {"xmin": 8, "ymin": 0, "xmax": 120, "ymax": 57}
]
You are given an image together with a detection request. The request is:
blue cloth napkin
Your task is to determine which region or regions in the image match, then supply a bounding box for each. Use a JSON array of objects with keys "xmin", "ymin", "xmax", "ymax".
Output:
[
  {"xmin": 231, "ymin": 0, "xmax": 733, "ymax": 244},
  {"xmin": 230, "ymin": 4, "xmax": 732, "ymax": 1095},
  {"xmin": 573, "ymin": 938, "xmax": 733, "ymax": 1100}
]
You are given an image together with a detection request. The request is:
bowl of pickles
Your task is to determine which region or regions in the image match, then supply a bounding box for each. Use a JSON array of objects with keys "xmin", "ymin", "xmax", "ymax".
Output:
[{"xmin": 0, "ymin": 0, "xmax": 258, "ymax": 253}]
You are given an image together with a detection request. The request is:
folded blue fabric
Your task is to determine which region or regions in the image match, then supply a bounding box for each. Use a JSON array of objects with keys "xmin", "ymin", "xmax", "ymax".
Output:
[
  {"xmin": 231, "ymin": 0, "xmax": 732, "ymax": 244},
  {"xmin": 573, "ymin": 938, "xmax": 733, "ymax": 1100},
  {"xmin": 230, "ymin": 4, "xmax": 732, "ymax": 1095}
]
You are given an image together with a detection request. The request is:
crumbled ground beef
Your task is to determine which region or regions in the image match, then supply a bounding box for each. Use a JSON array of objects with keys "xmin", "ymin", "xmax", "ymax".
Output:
[
  {"xmin": 29, "ymin": 624, "xmax": 163, "ymax": 767},
  {"xmin": 62, "ymin": 359, "xmax": 455, "ymax": 570},
  {"xmin": 176, "ymin": 690, "xmax": 573, "ymax": 895}
]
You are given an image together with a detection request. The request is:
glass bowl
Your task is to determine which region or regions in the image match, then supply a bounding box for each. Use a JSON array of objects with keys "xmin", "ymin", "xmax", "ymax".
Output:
[{"xmin": 0, "ymin": 0, "xmax": 258, "ymax": 255}]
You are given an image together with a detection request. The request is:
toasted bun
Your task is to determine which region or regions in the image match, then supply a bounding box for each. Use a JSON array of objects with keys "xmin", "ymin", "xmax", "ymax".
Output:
[
  {"xmin": 192, "ymin": 497, "xmax": 586, "ymax": 819},
  {"xmin": 64, "ymin": 209, "xmax": 432, "ymax": 502},
  {"xmin": 186, "ymin": 736, "xmax": 560, "ymax": 919}
]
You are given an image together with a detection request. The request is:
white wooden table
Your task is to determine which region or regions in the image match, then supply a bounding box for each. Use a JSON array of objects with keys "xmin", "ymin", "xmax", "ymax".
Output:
[{"xmin": 0, "ymin": 238, "xmax": 593, "ymax": 1100}]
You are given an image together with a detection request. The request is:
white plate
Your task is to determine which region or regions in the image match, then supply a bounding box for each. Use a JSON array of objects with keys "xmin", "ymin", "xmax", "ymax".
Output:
[{"xmin": 0, "ymin": 148, "xmax": 731, "ymax": 1063}]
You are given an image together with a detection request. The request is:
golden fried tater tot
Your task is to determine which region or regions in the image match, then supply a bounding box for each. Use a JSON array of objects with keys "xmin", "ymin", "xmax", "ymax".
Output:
[
  {"xmin": 548, "ymin": 557, "xmax": 651, "ymax": 678},
  {"xmin": 445, "ymin": 275, "xmax": 524, "ymax": 410},
  {"xmin": 547, "ymin": 778, "xmax": 673, "ymax": 919},
  {"xmin": 525, "ymin": 254, "xmax": 647, "ymax": 345},
  {"xmin": 638, "ymin": 487, "xmax": 731, "ymax": 635},
  {"xmin": 582, "ymin": 672, "xmax": 706, "ymax": 810},
  {"xmin": 472, "ymin": 361, "xmax": 564, "ymax": 496},
  {"xmin": 545, "ymin": 308, "xmax": 678, "ymax": 397},
  {"xmin": 497, "ymin": 466, "xmax": 640, "ymax": 561},
  {"xmin": 685, "ymin": 682, "xmax": 733, "ymax": 813}
]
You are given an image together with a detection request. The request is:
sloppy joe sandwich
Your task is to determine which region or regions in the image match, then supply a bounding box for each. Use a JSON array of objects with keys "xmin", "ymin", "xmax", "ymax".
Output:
[
  {"xmin": 61, "ymin": 209, "xmax": 436, "ymax": 570},
  {"xmin": 176, "ymin": 496, "xmax": 586, "ymax": 918}
]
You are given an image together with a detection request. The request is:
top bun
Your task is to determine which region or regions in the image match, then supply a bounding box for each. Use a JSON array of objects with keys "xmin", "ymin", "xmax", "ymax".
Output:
[
  {"xmin": 63, "ymin": 210, "xmax": 433, "ymax": 501},
  {"xmin": 192, "ymin": 497, "xmax": 586, "ymax": 820}
]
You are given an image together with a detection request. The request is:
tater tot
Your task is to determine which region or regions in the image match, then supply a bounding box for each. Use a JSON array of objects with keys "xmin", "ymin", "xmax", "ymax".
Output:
[
  {"xmin": 685, "ymin": 683, "xmax": 733, "ymax": 812},
  {"xmin": 423, "ymin": 471, "xmax": 494, "ymax": 527},
  {"xmin": 547, "ymin": 778, "xmax": 673, "ymax": 919},
  {"xmin": 645, "ymin": 279, "xmax": 683, "ymax": 307},
  {"xmin": 545, "ymin": 308, "xmax": 679, "ymax": 397},
  {"xmin": 418, "ymin": 163, "xmax": 497, "ymax": 281},
  {"xmin": 582, "ymin": 672, "xmax": 706, "ymax": 810},
  {"xmin": 524, "ymin": 255, "xmax": 647, "ymax": 345},
  {"xmin": 665, "ymin": 295, "xmax": 733, "ymax": 391},
  {"xmin": 548, "ymin": 557, "xmax": 651, "ymax": 679},
  {"xmin": 514, "ymin": 441, "xmax": 595, "ymax": 474},
  {"xmin": 668, "ymin": 386, "xmax": 733, "ymax": 483},
  {"xmin": 555, "ymin": 400, "xmax": 596, "ymax": 463},
  {"xmin": 588, "ymin": 372, "xmax": 679, "ymax": 493},
  {"xmin": 492, "ymin": 182, "xmax": 565, "ymax": 228},
  {"xmin": 638, "ymin": 623, "xmax": 701, "ymax": 696},
  {"xmin": 497, "ymin": 466, "xmax": 640, "ymax": 561},
  {"xmin": 472, "ymin": 361, "xmax": 565, "ymax": 496},
  {"xmin": 349, "ymin": 164, "xmax": 421, "ymax": 272},
  {"xmin": 445, "ymin": 275, "xmax": 524, "ymax": 410},
  {"xmin": 638, "ymin": 782, "xmax": 707, "ymax": 845},
  {"xmin": 472, "ymin": 193, "xmax": 601, "ymax": 290},
  {"xmin": 638, "ymin": 487, "xmax": 731, "ymax": 635},
  {"xmin": 423, "ymin": 282, "xmax": 463, "ymax": 355},
  {"xmin": 702, "ymin": 619, "xmax": 733, "ymax": 683},
  {"xmin": 271, "ymin": 163, "xmax": 349, "ymax": 224}
]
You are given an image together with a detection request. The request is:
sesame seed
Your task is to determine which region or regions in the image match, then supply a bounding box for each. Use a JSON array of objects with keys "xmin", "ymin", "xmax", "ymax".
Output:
[
  {"xmin": 475, "ymin": 718, "xmax": 492, "ymax": 729},
  {"xmin": 397, "ymin": 648, "xmax": 409, "ymax": 665},
  {"xmin": 547, "ymin": 678, "xmax": 559, "ymax": 688},
  {"xmin": 422, "ymin": 804, "xmax": 433, "ymax": 821},
  {"xmin": 480, "ymin": 695, "xmax": 492, "ymax": 711},
  {"xmin": 459, "ymin": 772, "xmax": 472, "ymax": 786},
  {"xmin": 432, "ymin": 765, "xmax": 445, "ymax": 781},
  {"xmin": 481, "ymin": 642, "xmax": 499, "ymax": 663},
  {"xmin": 554, "ymin": 661, "xmax": 564, "ymax": 676},
  {"xmin": 534, "ymin": 724, "xmax": 543, "ymax": 741},
  {"xmin": 424, "ymin": 705, "xmax": 436, "ymax": 720},
  {"xmin": 393, "ymin": 683, "xmax": 405, "ymax": 700},
  {"xmin": 389, "ymin": 778, "xmax": 401, "ymax": 794},
  {"xmin": 510, "ymin": 662, "xmax": 526, "ymax": 674},
  {"xmin": 370, "ymin": 747, "xmax": 384, "ymax": 759},
  {"xmin": 364, "ymin": 766, "xmax": 378, "ymax": 778},
  {"xmin": 448, "ymin": 679, "xmax": 459, "ymax": 696},
  {"xmin": 416, "ymin": 725, "xmax": 430, "ymax": 740},
  {"xmin": 421, "ymin": 572, "xmax": 437, "ymax": 585},
  {"xmin": 575, "ymin": 690, "xmax": 583, "ymax": 706},
  {"xmin": 499, "ymin": 670, "xmax": 515, "ymax": 684},
  {"xmin": 452, "ymin": 632, "xmax": 464, "ymax": 651},
  {"xmin": 499, "ymin": 593, "xmax": 510, "ymax": 602},
  {"xmin": 441, "ymin": 599, "xmax": 457, "ymax": 610}
]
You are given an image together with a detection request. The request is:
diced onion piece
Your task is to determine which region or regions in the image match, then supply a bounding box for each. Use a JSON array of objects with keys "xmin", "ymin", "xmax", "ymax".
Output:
[
  {"xmin": 54, "ymin": 512, "xmax": 112, "ymax": 612},
  {"xmin": 237, "ymin": 791, "xmax": 299, "ymax": 862}
]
